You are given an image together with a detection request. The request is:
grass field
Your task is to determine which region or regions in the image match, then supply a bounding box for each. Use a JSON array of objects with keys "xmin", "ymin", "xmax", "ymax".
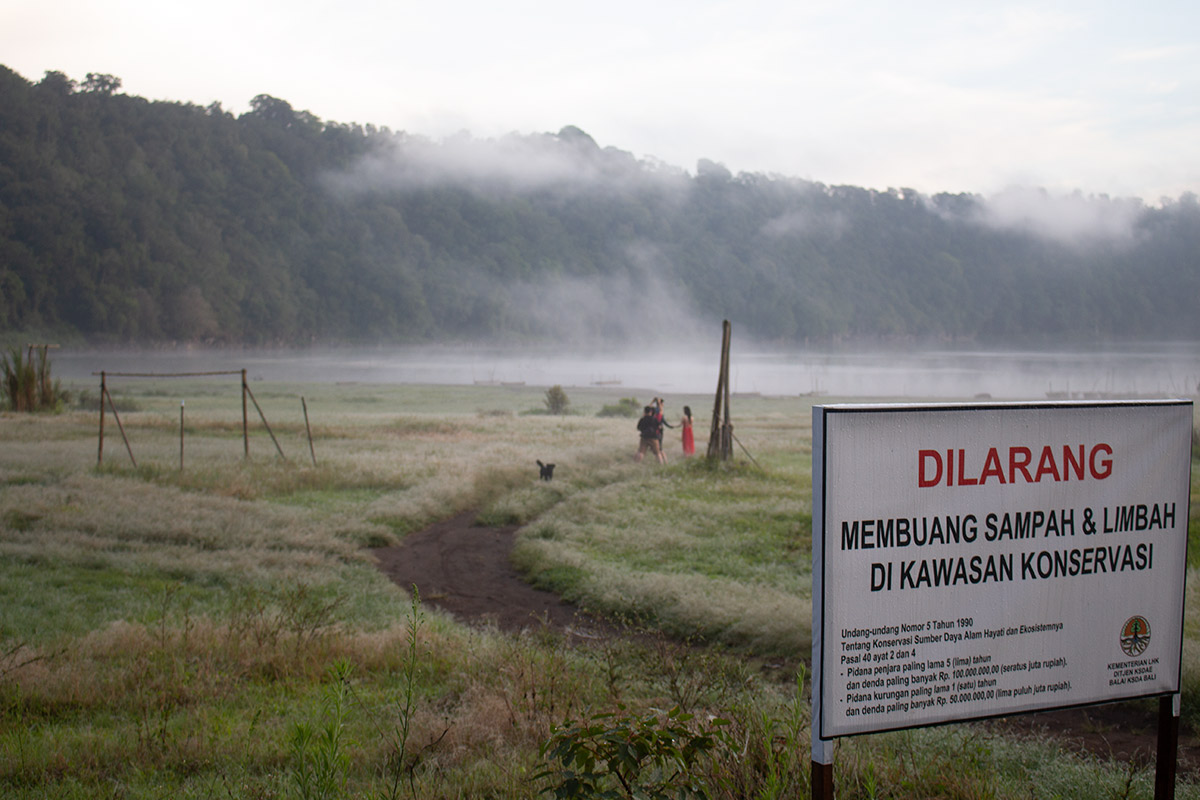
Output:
[{"xmin": 2, "ymin": 376, "xmax": 1199, "ymax": 798}]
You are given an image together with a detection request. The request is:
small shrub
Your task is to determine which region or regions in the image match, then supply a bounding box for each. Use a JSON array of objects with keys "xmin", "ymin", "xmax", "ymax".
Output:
[
  {"xmin": 537, "ymin": 705, "xmax": 728, "ymax": 799},
  {"xmin": 597, "ymin": 397, "xmax": 641, "ymax": 418},
  {"xmin": 544, "ymin": 385, "xmax": 570, "ymax": 415}
]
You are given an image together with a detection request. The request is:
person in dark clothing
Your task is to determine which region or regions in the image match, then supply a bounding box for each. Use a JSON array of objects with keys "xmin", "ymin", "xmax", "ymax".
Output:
[
  {"xmin": 653, "ymin": 397, "xmax": 673, "ymax": 463},
  {"xmin": 635, "ymin": 405, "xmax": 665, "ymax": 464}
]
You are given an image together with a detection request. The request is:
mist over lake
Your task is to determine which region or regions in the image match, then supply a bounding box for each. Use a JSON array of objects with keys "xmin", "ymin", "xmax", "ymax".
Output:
[{"xmin": 53, "ymin": 343, "xmax": 1200, "ymax": 401}]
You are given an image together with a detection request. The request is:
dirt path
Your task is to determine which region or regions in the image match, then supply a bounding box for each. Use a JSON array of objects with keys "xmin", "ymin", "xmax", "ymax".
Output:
[
  {"xmin": 372, "ymin": 512, "xmax": 1199, "ymax": 775},
  {"xmin": 371, "ymin": 510, "xmax": 619, "ymax": 640}
]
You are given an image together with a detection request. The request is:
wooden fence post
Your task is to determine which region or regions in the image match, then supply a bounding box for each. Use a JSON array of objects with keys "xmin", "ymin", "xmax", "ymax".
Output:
[
  {"xmin": 91, "ymin": 369, "xmax": 245, "ymax": 468},
  {"xmin": 242, "ymin": 369, "xmax": 249, "ymax": 459},
  {"xmin": 97, "ymin": 371, "xmax": 106, "ymax": 466}
]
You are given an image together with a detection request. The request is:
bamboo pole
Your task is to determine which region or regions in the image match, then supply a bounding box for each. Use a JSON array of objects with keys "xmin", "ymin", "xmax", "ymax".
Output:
[{"xmin": 180, "ymin": 400, "xmax": 185, "ymax": 471}]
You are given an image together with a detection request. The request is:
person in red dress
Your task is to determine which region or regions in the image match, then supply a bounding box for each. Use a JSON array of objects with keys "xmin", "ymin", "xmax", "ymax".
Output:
[{"xmin": 680, "ymin": 405, "xmax": 695, "ymax": 456}]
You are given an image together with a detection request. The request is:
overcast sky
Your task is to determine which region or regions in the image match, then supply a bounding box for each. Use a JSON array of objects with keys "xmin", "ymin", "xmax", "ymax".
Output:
[{"xmin": 3, "ymin": 0, "xmax": 1197, "ymax": 202}]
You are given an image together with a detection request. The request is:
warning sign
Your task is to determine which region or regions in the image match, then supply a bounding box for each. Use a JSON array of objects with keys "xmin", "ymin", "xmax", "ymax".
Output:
[{"xmin": 812, "ymin": 401, "xmax": 1191, "ymax": 739}]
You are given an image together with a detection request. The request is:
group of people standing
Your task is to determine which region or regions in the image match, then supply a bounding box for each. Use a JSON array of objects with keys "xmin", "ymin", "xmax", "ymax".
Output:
[{"xmin": 634, "ymin": 397, "xmax": 695, "ymax": 463}]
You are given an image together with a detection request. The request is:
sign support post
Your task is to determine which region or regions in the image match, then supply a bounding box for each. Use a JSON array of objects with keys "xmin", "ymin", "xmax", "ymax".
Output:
[
  {"xmin": 811, "ymin": 403, "xmax": 835, "ymax": 798},
  {"xmin": 1156, "ymin": 693, "xmax": 1180, "ymax": 800},
  {"xmin": 811, "ymin": 754, "xmax": 833, "ymax": 800}
]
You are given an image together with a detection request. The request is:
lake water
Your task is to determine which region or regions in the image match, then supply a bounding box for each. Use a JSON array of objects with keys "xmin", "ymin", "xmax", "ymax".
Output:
[{"xmin": 52, "ymin": 343, "xmax": 1200, "ymax": 401}]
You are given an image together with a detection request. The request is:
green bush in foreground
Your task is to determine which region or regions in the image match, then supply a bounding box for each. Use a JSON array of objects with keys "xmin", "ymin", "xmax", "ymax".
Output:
[{"xmin": 538, "ymin": 705, "xmax": 729, "ymax": 799}]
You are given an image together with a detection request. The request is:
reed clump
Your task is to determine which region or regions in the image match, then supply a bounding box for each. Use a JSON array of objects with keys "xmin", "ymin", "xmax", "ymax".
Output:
[{"xmin": 1, "ymin": 345, "xmax": 66, "ymax": 412}]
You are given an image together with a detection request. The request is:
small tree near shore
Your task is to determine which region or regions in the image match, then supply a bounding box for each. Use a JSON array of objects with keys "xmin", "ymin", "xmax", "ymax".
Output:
[{"xmin": 544, "ymin": 385, "xmax": 570, "ymax": 415}]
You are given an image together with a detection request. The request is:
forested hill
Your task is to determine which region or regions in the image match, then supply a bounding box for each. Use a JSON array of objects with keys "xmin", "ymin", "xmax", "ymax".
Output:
[{"xmin": 2, "ymin": 65, "xmax": 1198, "ymax": 347}]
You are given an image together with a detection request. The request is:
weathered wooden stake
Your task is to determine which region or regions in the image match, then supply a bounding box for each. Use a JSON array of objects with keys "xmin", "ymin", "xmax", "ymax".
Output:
[
  {"xmin": 242, "ymin": 369, "xmax": 249, "ymax": 459},
  {"xmin": 97, "ymin": 371, "xmax": 106, "ymax": 466},
  {"xmin": 92, "ymin": 369, "xmax": 245, "ymax": 468}
]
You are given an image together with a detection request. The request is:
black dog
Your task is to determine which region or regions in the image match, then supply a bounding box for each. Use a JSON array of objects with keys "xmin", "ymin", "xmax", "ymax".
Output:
[{"xmin": 537, "ymin": 460, "xmax": 556, "ymax": 481}]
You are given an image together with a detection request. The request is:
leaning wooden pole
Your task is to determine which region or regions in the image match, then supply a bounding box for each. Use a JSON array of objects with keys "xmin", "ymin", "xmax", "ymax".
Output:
[
  {"xmin": 103, "ymin": 385, "xmax": 136, "ymax": 467},
  {"xmin": 302, "ymin": 396, "xmax": 316, "ymax": 466},
  {"xmin": 244, "ymin": 383, "xmax": 287, "ymax": 461}
]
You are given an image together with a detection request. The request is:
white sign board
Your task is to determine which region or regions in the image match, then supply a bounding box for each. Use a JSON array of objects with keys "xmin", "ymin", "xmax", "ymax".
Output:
[{"xmin": 812, "ymin": 401, "xmax": 1192, "ymax": 741}]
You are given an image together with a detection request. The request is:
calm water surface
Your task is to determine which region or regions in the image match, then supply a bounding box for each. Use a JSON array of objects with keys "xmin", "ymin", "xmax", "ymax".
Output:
[{"xmin": 53, "ymin": 344, "xmax": 1200, "ymax": 400}]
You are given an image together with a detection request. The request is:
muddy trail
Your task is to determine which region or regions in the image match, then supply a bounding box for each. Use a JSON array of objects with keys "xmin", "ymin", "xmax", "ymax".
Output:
[
  {"xmin": 372, "ymin": 511, "xmax": 1200, "ymax": 776},
  {"xmin": 372, "ymin": 510, "xmax": 623, "ymax": 641}
]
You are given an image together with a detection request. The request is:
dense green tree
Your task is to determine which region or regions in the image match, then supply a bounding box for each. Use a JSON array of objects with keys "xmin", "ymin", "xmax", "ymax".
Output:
[{"xmin": 81, "ymin": 72, "xmax": 121, "ymax": 95}]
